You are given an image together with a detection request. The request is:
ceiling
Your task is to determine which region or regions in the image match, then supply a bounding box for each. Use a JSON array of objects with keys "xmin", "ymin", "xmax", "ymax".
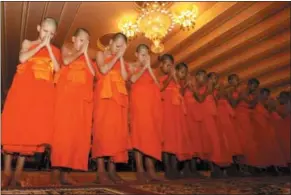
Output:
[{"xmin": 1, "ymin": 1, "xmax": 290, "ymax": 98}]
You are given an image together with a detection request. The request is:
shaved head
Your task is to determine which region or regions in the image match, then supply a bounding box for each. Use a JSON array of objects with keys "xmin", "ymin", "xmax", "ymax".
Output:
[{"xmin": 41, "ymin": 17, "xmax": 58, "ymax": 30}]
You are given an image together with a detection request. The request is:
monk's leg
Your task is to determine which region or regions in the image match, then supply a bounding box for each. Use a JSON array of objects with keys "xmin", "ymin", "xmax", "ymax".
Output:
[
  {"xmin": 134, "ymin": 150, "xmax": 149, "ymax": 183},
  {"xmin": 1, "ymin": 153, "xmax": 13, "ymax": 188},
  {"xmin": 163, "ymin": 152, "xmax": 172, "ymax": 179},
  {"xmin": 60, "ymin": 168, "xmax": 77, "ymax": 185},
  {"xmin": 145, "ymin": 156, "xmax": 163, "ymax": 181},
  {"xmin": 10, "ymin": 155, "xmax": 25, "ymax": 187},
  {"xmin": 209, "ymin": 162, "xmax": 225, "ymax": 178},
  {"xmin": 108, "ymin": 161, "xmax": 126, "ymax": 184},
  {"xmin": 95, "ymin": 158, "xmax": 113, "ymax": 184},
  {"xmin": 170, "ymin": 154, "xmax": 181, "ymax": 178},
  {"xmin": 180, "ymin": 160, "xmax": 192, "ymax": 178},
  {"xmin": 190, "ymin": 158, "xmax": 206, "ymax": 178}
]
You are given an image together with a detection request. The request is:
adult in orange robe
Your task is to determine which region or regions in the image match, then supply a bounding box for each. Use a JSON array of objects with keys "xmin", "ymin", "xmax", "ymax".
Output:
[
  {"xmin": 209, "ymin": 72, "xmax": 245, "ymax": 176},
  {"xmin": 193, "ymin": 70, "xmax": 232, "ymax": 178},
  {"xmin": 229, "ymin": 77, "xmax": 262, "ymax": 175},
  {"xmin": 159, "ymin": 55, "xmax": 192, "ymax": 179},
  {"xmin": 92, "ymin": 33, "xmax": 130, "ymax": 184},
  {"xmin": 251, "ymin": 88, "xmax": 286, "ymax": 171},
  {"xmin": 50, "ymin": 28, "xmax": 95, "ymax": 185},
  {"xmin": 180, "ymin": 75, "xmax": 206, "ymax": 178},
  {"xmin": 1, "ymin": 18, "xmax": 60, "ymax": 188},
  {"xmin": 274, "ymin": 91, "xmax": 290, "ymax": 168},
  {"xmin": 129, "ymin": 44, "xmax": 163, "ymax": 183}
]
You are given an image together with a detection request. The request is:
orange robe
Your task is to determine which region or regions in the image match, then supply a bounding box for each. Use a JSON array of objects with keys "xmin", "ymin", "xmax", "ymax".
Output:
[
  {"xmin": 199, "ymin": 87, "xmax": 232, "ymax": 166},
  {"xmin": 160, "ymin": 76, "xmax": 192, "ymax": 161},
  {"xmin": 184, "ymin": 88, "xmax": 204, "ymax": 158},
  {"xmin": 51, "ymin": 55, "xmax": 94, "ymax": 171},
  {"xmin": 251, "ymin": 103, "xmax": 286, "ymax": 167},
  {"xmin": 233, "ymin": 92, "xmax": 261, "ymax": 167},
  {"xmin": 272, "ymin": 105, "xmax": 290, "ymax": 164},
  {"xmin": 214, "ymin": 90, "xmax": 243, "ymax": 157},
  {"xmin": 2, "ymin": 45, "xmax": 60, "ymax": 155},
  {"xmin": 92, "ymin": 56, "xmax": 130, "ymax": 163},
  {"xmin": 130, "ymin": 69, "xmax": 162, "ymax": 160}
]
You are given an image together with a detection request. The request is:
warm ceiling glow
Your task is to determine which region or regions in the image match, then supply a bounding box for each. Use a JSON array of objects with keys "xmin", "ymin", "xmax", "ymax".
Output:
[
  {"xmin": 117, "ymin": 2, "xmax": 199, "ymax": 53},
  {"xmin": 171, "ymin": 3, "xmax": 198, "ymax": 30}
]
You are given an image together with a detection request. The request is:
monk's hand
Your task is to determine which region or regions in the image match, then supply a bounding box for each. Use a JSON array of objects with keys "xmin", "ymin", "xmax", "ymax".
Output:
[
  {"xmin": 144, "ymin": 55, "xmax": 151, "ymax": 68},
  {"xmin": 81, "ymin": 41, "xmax": 89, "ymax": 54},
  {"xmin": 117, "ymin": 45, "xmax": 127, "ymax": 59},
  {"xmin": 40, "ymin": 35, "xmax": 50, "ymax": 48}
]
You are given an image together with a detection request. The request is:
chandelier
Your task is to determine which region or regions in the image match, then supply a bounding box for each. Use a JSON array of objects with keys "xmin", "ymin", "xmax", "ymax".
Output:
[{"xmin": 118, "ymin": 2, "xmax": 198, "ymax": 53}]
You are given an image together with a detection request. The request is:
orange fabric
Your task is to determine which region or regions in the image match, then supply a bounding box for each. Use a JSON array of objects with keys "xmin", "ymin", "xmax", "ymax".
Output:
[
  {"xmin": 251, "ymin": 103, "xmax": 287, "ymax": 167},
  {"xmin": 2, "ymin": 45, "xmax": 60, "ymax": 155},
  {"xmin": 198, "ymin": 87, "xmax": 232, "ymax": 166},
  {"xmin": 184, "ymin": 89, "xmax": 204, "ymax": 158},
  {"xmin": 130, "ymin": 69, "xmax": 163, "ymax": 160},
  {"xmin": 92, "ymin": 56, "xmax": 130, "ymax": 163},
  {"xmin": 234, "ymin": 93, "xmax": 261, "ymax": 167},
  {"xmin": 214, "ymin": 90, "xmax": 243, "ymax": 156},
  {"xmin": 272, "ymin": 106, "xmax": 290, "ymax": 164},
  {"xmin": 160, "ymin": 76, "xmax": 192, "ymax": 161},
  {"xmin": 51, "ymin": 55, "xmax": 94, "ymax": 171}
]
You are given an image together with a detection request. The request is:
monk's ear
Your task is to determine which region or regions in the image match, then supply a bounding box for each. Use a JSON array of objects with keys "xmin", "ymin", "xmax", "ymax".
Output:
[
  {"xmin": 109, "ymin": 39, "xmax": 113, "ymax": 45},
  {"xmin": 72, "ymin": 36, "xmax": 76, "ymax": 43},
  {"xmin": 135, "ymin": 52, "xmax": 138, "ymax": 58},
  {"xmin": 37, "ymin": 25, "xmax": 41, "ymax": 32}
]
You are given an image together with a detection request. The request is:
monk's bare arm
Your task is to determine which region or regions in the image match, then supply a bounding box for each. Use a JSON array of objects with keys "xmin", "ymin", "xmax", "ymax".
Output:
[
  {"xmin": 119, "ymin": 57, "xmax": 128, "ymax": 80},
  {"xmin": 84, "ymin": 51, "xmax": 95, "ymax": 76},
  {"xmin": 96, "ymin": 51, "xmax": 119, "ymax": 74},
  {"xmin": 19, "ymin": 40, "xmax": 43, "ymax": 63},
  {"xmin": 148, "ymin": 67, "xmax": 160, "ymax": 87},
  {"xmin": 62, "ymin": 45, "xmax": 83, "ymax": 66}
]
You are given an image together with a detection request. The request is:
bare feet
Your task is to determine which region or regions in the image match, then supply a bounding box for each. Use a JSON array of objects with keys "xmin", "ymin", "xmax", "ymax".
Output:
[
  {"xmin": 1, "ymin": 173, "xmax": 12, "ymax": 188},
  {"xmin": 136, "ymin": 172, "xmax": 150, "ymax": 184},
  {"xmin": 61, "ymin": 173, "xmax": 78, "ymax": 185},
  {"xmin": 108, "ymin": 172, "xmax": 126, "ymax": 184},
  {"xmin": 95, "ymin": 172, "xmax": 114, "ymax": 185}
]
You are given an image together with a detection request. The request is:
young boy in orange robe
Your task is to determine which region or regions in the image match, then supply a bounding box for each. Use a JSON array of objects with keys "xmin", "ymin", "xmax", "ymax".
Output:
[
  {"xmin": 1, "ymin": 17, "xmax": 61, "ymax": 188},
  {"xmin": 128, "ymin": 44, "xmax": 163, "ymax": 183},
  {"xmin": 92, "ymin": 33, "xmax": 130, "ymax": 184},
  {"xmin": 193, "ymin": 70, "xmax": 232, "ymax": 178},
  {"xmin": 50, "ymin": 28, "xmax": 95, "ymax": 185}
]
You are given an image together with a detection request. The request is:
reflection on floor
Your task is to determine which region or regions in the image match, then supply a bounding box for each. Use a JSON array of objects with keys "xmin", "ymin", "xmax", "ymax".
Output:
[{"xmin": 1, "ymin": 171, "xmax": 290, "ymax": 194}]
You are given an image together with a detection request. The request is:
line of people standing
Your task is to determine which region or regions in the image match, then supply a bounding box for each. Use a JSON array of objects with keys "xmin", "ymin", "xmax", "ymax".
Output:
[{"xmin": 1, "ymin": 17, "xmax": 290, "ymax": 188}]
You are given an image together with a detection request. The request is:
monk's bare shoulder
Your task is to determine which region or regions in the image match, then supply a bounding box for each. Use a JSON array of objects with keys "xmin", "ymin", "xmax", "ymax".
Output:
[{"xmin": 20, "ymin": 39, "xmax": 33, "ymax": 53}]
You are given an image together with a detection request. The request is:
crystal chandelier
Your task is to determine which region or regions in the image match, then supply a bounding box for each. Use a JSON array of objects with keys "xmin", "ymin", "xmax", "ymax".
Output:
[{"xmin": 118, "ymin": 2, "xmax": 198, "ymax": 53}]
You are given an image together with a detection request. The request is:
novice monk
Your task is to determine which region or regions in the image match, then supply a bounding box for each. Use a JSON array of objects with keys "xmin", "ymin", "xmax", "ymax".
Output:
[
  {"xmin": 229, "ymin": 77, "xmax": 262, "ymax": 175},
  {"xmin": 251, "ymin": 88, "xmax": 286, "ymax": 173},
  {"xmin": 51, "ymin": 28, "xmax": 95, "ymax": 185},
  {"xmin": 181, "ymin": 73, "xmax": 206, "ymax": 178},
  {"xmin": 193, "ymin": 70, "xmax": 232, "ymax": 178},
  {"xmin": 1, "ymin": 17, "xmax": 60, "ymax": 188},
  {"xmin": 208, "ymin": 72, "xmax": 245, "ymax": 176},
  {"xmin": 92, "ymin": 33, "xmax": 130, "ymax": 184},
  {"xmin": 129, "ymin": 44, "xmax": 163, "ymax": 183}
]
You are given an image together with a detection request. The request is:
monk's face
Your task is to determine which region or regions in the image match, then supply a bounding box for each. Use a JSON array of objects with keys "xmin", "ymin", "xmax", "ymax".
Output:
[
  {"xmin": 229, "ymin": 75, "xmax": 239, "ymax": 86},
  {"xmin": 110, "ymin": 38, "xmax": 126, "ymax": 55},
  {"xmin": 136, "ymin": 48, "xmax": 149, "ymax": 65},
  {"xmin": 176, "ymin": 66, "xmax": 188, "ymax": 80},
  {"xmin": 260, "ymin": 91, "xmax": 270, "ymax": 101},
  {"xmin": 279, "ymin": 94, "xmax": 289, "ymax": 105},
  {"xmin": 160, "ymin": 59, "xmax": 173, "ymax": 74},
  {"xmin": 248, "ymin": 82, "xmax": 259, "ymax": 92},
  {"xmin": 37, "ymin": 22, "xmax": 56, "ymax": 41},
  {"xmin": 72, "ymin": 31, "xmax": 89, "ymax": 51},
  {"xmin": 196, "ymin": 72, "xmax": 207, "ymax": 84}
]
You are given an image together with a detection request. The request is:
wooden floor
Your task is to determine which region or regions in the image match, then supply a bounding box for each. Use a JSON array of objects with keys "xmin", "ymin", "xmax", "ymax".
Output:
[{"xmin": 1, "ymin": 171, "xmax": 290, "ymax": 194}]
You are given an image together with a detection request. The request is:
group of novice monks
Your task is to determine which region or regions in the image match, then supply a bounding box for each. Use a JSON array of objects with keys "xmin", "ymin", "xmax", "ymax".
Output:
[{"xmin": 1, "ymin": 17, "xmax": 290, "ymax": 188}]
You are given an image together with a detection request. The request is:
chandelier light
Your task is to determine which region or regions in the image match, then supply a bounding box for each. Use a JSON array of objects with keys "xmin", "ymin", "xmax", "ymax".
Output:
[{"xmin": 117, "ymin": 2, "xmax": 199, "ymax": 53}]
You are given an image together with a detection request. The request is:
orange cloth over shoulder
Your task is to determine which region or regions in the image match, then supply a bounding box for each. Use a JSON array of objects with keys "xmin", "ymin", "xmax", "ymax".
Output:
[
  {"xmin": 214, "ymin": 89, "xmax": 243, "ymax": 157},
  {"xmin": 51, "ymin": 55, "xmax": 94, "ymax": 171},
  {"xmin": 198, "ymin": 87, "xmax": 232, "ymax": 166},
  {"xmin": 130, "ymin": 68, "xmax": 163, "ymax": 160},
  {"xmin": 2, "ymin": 44, "xmax": 60, "ymax": 155},
  {"xmin": 160, "ymin": 76, "xmax": 192, "ymax": 161},
  {"xmin": 92, "ymin": 56, "xmax": 130, "ymax": 163},
  {"xmin": 251, "ymin": 103, "xmax": 286, "ymax": 167}
]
